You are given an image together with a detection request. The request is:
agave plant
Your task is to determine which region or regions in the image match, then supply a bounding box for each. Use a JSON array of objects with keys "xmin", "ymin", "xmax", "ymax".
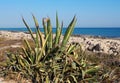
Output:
[{"xmin": 2, "ymin": 14, "xmax": 101, "ymax": 83}]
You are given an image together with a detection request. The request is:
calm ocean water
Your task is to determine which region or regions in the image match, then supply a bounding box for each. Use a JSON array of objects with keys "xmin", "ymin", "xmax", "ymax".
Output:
[{"xmin": 0, "ymin": 28, "xmax": 120, "ymax": 38}]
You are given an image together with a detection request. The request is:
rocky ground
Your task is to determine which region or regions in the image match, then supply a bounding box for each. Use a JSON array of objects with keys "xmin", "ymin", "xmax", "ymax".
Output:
[
  {"xmin": 69, "ymin": 35, "xmax": 120, "ymax": 55},
  {"xmin": 0, "ymin": 31, "xmax": 120, "ymax": 55}
]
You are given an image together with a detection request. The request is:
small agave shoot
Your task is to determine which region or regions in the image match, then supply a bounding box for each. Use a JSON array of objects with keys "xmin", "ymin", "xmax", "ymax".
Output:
[{"xmin": 2, "ymin": 14, "xmax": 101, "ymax": 83}]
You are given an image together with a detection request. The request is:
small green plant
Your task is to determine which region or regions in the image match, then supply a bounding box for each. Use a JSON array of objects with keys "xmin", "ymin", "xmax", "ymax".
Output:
[{"xmin": 2, "ymin": 14, "xmax": 101, "ymax": 83}]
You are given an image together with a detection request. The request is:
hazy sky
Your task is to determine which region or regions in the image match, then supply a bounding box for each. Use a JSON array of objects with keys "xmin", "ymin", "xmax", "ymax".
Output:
[{"xmin": 0, "ymin": 0, "xmax": 120, "ymax": 28}]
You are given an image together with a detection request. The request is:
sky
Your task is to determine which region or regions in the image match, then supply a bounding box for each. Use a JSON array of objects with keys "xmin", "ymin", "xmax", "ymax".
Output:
[{"xmin": 0, "ymin": 0, "xmax": 120, "ymax": 28}]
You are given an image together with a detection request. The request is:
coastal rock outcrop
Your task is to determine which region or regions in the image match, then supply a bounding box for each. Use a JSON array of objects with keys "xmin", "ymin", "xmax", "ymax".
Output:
[
  {"xmin": 87, "ymin": 43, "xmax": 104, "ymax": 53},
  {"xmin": 69, "ymin": 35, "xmax": 120, "ymax": 55}
]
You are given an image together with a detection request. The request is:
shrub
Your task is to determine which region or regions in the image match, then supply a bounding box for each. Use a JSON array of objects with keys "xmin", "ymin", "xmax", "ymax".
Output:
[{"xmin": 1, "ymin": 14, "xmax": 101, "ymax": 83}]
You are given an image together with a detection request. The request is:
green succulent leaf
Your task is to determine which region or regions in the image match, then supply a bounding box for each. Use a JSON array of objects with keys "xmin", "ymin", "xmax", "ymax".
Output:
[
  {"xmin": 54, "ymin": 13, "xmax": 61, "ymax": 46},
  {"xmin": 61, "ymin": 16, "xmax": 76, "ymax": 51},
  {"xmin": 85, "ymin": 65, "xmax": 101, "ymax": 75},
  {"xmin": 43, "ymin": 18, "xmax": 48, "ymax": 38},
  {"xmin": 22, "ymin": 17, "xmax": 35, "ymax": 42},
  {"xmin": 47, "ymin": 18, "xmax": 53, "ymax": 50},
  {"xmin": 32, "ymin": 15, "xmax": 45, "ymax": 48}
]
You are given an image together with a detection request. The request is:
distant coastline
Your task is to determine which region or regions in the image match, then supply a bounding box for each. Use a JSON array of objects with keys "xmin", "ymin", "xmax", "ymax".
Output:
[{"xmin": 0, "ymin": 27, "xmax": 120, "ymax": 38}]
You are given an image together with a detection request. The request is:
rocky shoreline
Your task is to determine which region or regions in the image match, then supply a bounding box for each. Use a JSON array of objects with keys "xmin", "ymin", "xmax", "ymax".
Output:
[
  {"xmin": 0, "ymin": 31, "xmax": 120, "ymax": 55},
  {"xmin": 69, "ymin": 35, "xmax": 120, "ymax": 55}
]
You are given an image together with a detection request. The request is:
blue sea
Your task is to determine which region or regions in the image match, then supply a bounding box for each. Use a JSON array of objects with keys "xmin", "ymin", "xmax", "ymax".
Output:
[{"xmin": 0, "ymin": 27, "xmax": 120, "ymax": 38}]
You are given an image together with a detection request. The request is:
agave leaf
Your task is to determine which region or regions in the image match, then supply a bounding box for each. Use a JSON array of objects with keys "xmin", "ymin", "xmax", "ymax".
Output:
[
  {"xmin": 37, "ymin": 31, "xmax": 51, "ymax": 62},
  {"xmin": 67, "ymin": 44, "xmax": 76, "ymax": 54},
  {"xmin": 16, "ymin": 65, "xmax": 22, "ymax": 71},
  {"xmin": 21, "ymin": 57, "xmax": 30, "ymax": 67},
  {"xmin": 35, "ymin": 31, "xmax": 39, "ymax": 49},
  {"xmin": 32, "ymin": 15, "xmax": 45, "ymax": 48},
  {"xmin": 24, "ymin": 39, "xmax": 32, "ymax": 52},
  {"xmin": 47, "ymin": 18, "xmax": 53, "ymax": 50},
  {"xmin": 61, "ymin": 16, "xmax": 76, "ymax": 51},
  {"xmin": 35, "ymin": 47, "xmax": 39, "ymax": 64},
  {"xmin": 68, "ymin": 55, "xmax": 81, "ymax": 66},
  {"xmin": 85, "ymin": 65, "xmax": 101, "ymax": 75},
  {"xmin": 35, "ymin": 29, "xmax": 40, "ymax": 49},
  {"xmin": 54, "ymin": 77, "xmax": 59, "ymax": 83},
  {"xmin": 22, "ymin": 17, "xmax": 35, "ymax": 42},
  {"xmin": 32, "ymin": 14, "xmax": 39, "ymax": 29},
  {"xmin": 45, "ymin": 76, "xmax": 50, "ymax": 83},
  {"xmin": 7, "ymin": 53, "xmax": 16, "ymax": 61},
  {"xmin": 23, "ymin": 39, "xmax": 35, "ymax": 63},
  {"xmin": 18, "ymin": 56, "xmax": 25, "ymax": 67},
  {"xmin": 58, "ymin": 21, "xmax": 63, "ymax": 44},
  {"xmin": 22, "ymin": 47, "xmax": 34, "ymax": 64},
  {"xmin": 34, "ymin": 32, "xmax": 39, "ymax": 58},
  {"xmin": 69, "ymin": 75, "xmax": 78, "ymax": 83},
  {"xmin": 43, "ymin": 18, "xmax": 48, "ymax": 38},
  {"xmin": 54, "ymin": 13, "xmax": 61, "ymax": 46},
  {"xmin": 66, "ymin": 79, "xmax": 71, "ymax": 83}
]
